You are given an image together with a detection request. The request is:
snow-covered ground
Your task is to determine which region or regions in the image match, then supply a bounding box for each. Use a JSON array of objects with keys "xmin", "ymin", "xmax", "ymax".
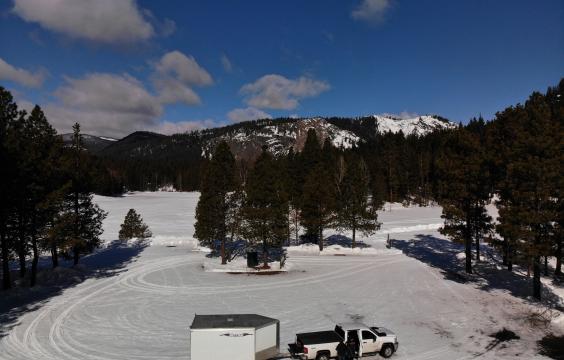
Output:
[{"xmin": 0, "ymin": 192, "xmax": 562, "ymax": 360}]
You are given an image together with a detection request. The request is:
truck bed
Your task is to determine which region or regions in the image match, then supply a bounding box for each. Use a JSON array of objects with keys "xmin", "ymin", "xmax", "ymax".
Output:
[{"xmin": 296, "ymin": 330, "xmax": 343, "ymax": 345}]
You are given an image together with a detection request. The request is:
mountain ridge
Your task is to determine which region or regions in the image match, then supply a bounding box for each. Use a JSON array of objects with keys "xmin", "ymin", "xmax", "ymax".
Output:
[{"xmin": 63, "ymin": 115, "xmax": 456, "ymax": 160}]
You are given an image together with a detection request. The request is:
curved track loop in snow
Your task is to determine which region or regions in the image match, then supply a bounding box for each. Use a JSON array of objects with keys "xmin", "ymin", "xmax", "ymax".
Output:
[
  {"xmin": 0, "ymin": 247, "xmax": 519, "ymax": 360},
  {"xmin": 2, "ymin": 252, "xmax": 438, "ymax": 360}
]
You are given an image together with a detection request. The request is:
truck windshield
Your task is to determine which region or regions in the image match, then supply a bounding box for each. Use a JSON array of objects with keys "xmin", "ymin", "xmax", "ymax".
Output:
[{"xmin": 335, "ymin": 325, "xmax": 345, "ymax": 340}]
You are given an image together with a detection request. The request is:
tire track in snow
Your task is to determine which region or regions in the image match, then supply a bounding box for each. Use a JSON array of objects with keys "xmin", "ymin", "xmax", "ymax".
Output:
[{"xmin": 1, "ymin": 254, "xmax": 407, "ymax": 360}]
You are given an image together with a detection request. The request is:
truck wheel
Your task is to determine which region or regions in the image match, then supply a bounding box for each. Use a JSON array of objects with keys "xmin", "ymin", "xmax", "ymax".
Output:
[
  {"xmin": 316, "ymin": 353, "xmax": 330, "ymax": 360},
  {"xmin": 380, "ymin": 344, "xmax": 395, "ymax": 358}
]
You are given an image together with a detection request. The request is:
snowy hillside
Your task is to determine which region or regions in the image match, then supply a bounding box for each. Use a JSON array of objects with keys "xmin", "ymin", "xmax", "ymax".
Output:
[
  {"xmin": 202, "ymin": 117, "xmax": 360, "ymax": 158},
  {"xmin": 98, "ymin": 115, "xmax": 456, "ymax": 164},
  {"xmin": 201, "ymin": 115, "xmax": 455, "ymax": 159},
  {"xmin": 371, "ymin": 114, "xmax": 457, "ymax": 136},
  {"xmin": 61, "ymin": 133, "xmax": 119, "ymax": 153}
]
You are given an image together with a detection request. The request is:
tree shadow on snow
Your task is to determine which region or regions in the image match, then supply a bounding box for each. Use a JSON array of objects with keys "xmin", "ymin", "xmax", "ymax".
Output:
[
  {"xmin": 0, "ymin": 239, "xmax": 148, "ymax": 339},
  {"xmin": 393, "ymin": 235, "xmax": 564, "ymax": 310},
  {"xmin": 325, "ymin": 234, "xmax": 370, "ymax": 248}
]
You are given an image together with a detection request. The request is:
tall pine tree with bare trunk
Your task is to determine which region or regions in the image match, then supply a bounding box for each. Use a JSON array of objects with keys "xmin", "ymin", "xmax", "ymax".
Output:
[
  {"xmin": 241, "ymin": 146, "xmax": 288, "ymax": 267},
  {"xmin": 437, "ymin": 128, "xmax": 491, "ymax": 274},
  {"xmin": 194, "ymin": 141, "xmax": 236, "ymax": 264},
  {"xmin": 337, "ymin": 157, "xmax": 380, "ymax": 248},
  {"xmin": 0, "ymin": 87, "xmax": 21, "ymax": 290}
]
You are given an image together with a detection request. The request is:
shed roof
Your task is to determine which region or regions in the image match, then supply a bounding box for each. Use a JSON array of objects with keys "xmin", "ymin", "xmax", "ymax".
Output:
[{"xmin": 190, "ymin": 314, "xmax": 278, "ymax": 330}]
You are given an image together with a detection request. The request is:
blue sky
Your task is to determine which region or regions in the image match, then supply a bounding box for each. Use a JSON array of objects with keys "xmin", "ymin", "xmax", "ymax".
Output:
[{"xmin": 0, "ymin": 0, "xmax": 562, "ymax": 136}]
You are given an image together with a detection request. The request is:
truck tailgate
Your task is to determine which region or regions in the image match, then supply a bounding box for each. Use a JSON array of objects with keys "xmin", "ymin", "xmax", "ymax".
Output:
[{"xmin": 288, "ymin": 343, "xmax": 303, "ymax": 355}]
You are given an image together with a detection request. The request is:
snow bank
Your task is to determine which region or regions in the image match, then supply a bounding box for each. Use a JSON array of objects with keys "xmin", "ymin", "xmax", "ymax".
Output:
[
  {"xmin": 203, "ymin": 257, "xmax": 291, "ymax": 273},
  {"xmin": 285, "ymin": 243, "xmax": 401, "ymax": 256},
  {"xmin": 157, "ymin": 184, "xmax": 177, "ymax": 192},
  {"xmin": 147, "ymin": 235, "xmax": 205, "ymax": 249},
  {"xmin": 376, "ymin": 223, "xmax": 442, "ymax": 235}
]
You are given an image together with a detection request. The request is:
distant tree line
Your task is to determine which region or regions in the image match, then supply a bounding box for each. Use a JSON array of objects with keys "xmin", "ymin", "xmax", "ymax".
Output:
[
  {"xmin": 98, "ymin": 132, "xmax": 202, "ymax": 193},
  {"xmin": 1, "ymin": 87, "xmax": 107, "ymax": 290}
]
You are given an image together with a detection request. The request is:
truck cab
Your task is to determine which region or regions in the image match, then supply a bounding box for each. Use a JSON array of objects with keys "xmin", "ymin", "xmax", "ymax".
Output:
[{"xmin": 335, "ymin": 323, "xmax": 398, "ymax": 358}]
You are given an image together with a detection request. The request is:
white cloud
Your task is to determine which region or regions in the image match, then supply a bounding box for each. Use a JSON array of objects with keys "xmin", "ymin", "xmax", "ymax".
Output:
[
  {"xmin": 240, "ymin": 74, "xmax": 330, "ymax": 110},
  {"xmin": 147, "ymin": 119, "xmax": 217, "ymax": 135},
  {"xmin": 45, "ymin": 104, "xmax": 158, "ymax": 137},
  {"xmin": 221, "ymin": 54, "xmax": 233, "ymax": 73},
  {"xmin": 152, "ymin": 50, "xmax": 213, "ymax": 106},
  {"xmin": 351, "ymin": 0, "xmax": 391, "ymax": 23},
  {"xmin": 227, "ymin": 107, "xmax": 272, "ymax": 123},
  {"xmin": 155, "ymin": 51, "xmax": 213, "ymax": 86},
  {"xmin": 0, "ymin": 57, "xmax": 46, "ymax": 88},
  {"xmin": 160, "ymin": 19, "xmax": 177, "ymax": 37},
  {"xmin": 11, "ymin": 90, "xmax": 36, "ymax": 113},
  {"xmin": 44, "ymin": 50, "xmax": 215, "ymax": 136},
  {"xmin": 55, "ymin": 73, "xmax": 161, "ymax": 116},
  {"xmin": 143, "ymin": 9, "xmax": 176, "ymax": 37},
  {"xmin": 47, "ymin": 73, "xmax": 163, "ymax": 136},
  {"xmin": 153, "ymin": 77, "xmax": 201, "ymax": 105},
  {"xmin": 12, "ymin": 0, "xmax": 156, "ymax": 44}
]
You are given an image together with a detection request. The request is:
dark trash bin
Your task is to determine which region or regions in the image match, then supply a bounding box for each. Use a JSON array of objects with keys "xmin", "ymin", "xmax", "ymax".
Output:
[{"xmin": 247, "ymin": 251, "xmax": 258, "ymax": 268}]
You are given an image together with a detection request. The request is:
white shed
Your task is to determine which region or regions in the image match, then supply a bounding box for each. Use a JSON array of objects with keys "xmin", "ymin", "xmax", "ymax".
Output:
[{"xmin": 190, "ymin": 314, "xmax": 280, "ymax": 360}]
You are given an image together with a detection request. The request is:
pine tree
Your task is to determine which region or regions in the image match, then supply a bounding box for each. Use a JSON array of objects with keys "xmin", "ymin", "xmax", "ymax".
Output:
[
  {"xmin": 337, "ymin": 157, "xmax": 380, "ymax": 248},
  {"xmin": 283, "ymin": 148, "xmax": 301, "ymax": 245},
  {"xmin": 504, "ymin": 95, "xmax": 558, "ymax": 299},
  {"xmin": 9, "ymin": 109, "xmax": 31, "ymax": 279},
  {"xmin": 381, "ymin": 133, "xmax": 401, "ymax": 205},
  {"xmin": 194, "ymin": 141, "xmax": 236, "ymax": 264},
  {"xmin": 241, "ymin": 146, "xmax": 288, "ymax": 267},
  {"xmin": 554, "ymin": 199, "xmax": 563, "ymax": 277},
  {"xmin": 62, "ymin": 123, "xmax": 108, "ymax": 265},
  {"xmin": 119, "ymin": 209, "xmax": 152, "ymax": 240},
  {"xmin": 20, "ymin": 106, "xmax": 60, "ymax": 286},
  {"xmin": 545, "ymin": 79, "xmax": 564, "ymax": 278},
  {"xmin": 297, "ymin": 130, "xmax": 326, "ymax": 244},
  {"xmin": 300, "ymin": 163, "xmax": 336, "ymax": 251},
  {"xmin": 43, "ymin": 183, "xmax": 68, "ymax": 269},
  {"xmin": 225, "ymin": 186, "xmax": 245, "ymax": 247},
  {"xmin": 0, "ymin": 87, "xmax": 21, "ymax": 289},
  {"xmin": 299, "ymin": 129, "xmax": 322, "ymax": 175},
  {"xmin": 437, "ymin": 128, "xmax": 491, "ymax": 274}
]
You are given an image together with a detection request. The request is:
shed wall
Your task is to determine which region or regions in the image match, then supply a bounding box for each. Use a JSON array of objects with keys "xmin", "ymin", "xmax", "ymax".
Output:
[
  {"xmin": 255, "ymin": 323, "xmax": 279, "ymax": 360},
  {"xmin": 190, "ymin": 328, "xmax": 254, "ymax": 360}
]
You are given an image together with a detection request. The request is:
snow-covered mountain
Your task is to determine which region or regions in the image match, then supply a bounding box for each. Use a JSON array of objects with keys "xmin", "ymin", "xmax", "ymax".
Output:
[
  {"xmin": 201, "ymin": 115, "xmax": 455, "ymax": 159},
  {"xmin": 201, "ymin": 117, "xmax": 360, "ymax": 159},
  {"xmin": 61, "ymin": 133, "xmax": 119, "ymax": 152},
  {"xmin": 371, "ymin": 114, "xmax": 457, "ymax": 136},
  {"xmin": 98, "ymin": 115, "xmax": 456, "ymax": 162}
]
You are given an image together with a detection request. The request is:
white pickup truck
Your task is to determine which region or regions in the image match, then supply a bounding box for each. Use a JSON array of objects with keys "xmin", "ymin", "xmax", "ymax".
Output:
[{"xmin": 288, "ymin": 323, "xmax": 398, "ymax": 360}]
